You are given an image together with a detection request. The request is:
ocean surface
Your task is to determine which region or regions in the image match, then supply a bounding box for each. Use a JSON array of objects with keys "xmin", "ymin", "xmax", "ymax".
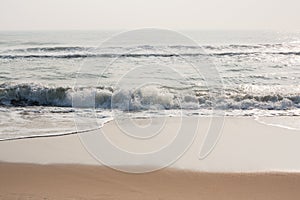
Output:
[{"xmin": 0, "ymin": 30, "xmax": 300, "ymax": 140}]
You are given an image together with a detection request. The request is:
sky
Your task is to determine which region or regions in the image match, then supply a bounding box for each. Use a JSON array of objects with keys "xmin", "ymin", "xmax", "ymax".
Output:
[{"xmin": 0, "ymin": 0, "xmax": 300, "ymax": 31}]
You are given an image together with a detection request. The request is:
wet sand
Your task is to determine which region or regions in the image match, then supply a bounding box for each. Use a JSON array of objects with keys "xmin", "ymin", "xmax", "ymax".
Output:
[
  {"xmin": 1, "ymin": 162, "xmax": 300, "ymax": 200},
  {"xmin": 1, "ymin": 117, "xmax": 300, "ymax": 199}
]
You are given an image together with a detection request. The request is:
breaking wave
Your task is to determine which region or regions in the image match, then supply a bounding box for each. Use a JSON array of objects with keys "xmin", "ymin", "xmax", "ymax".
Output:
[{"xmin": 1, "ymin": 83, "xmax": 300, "ymax": 111}]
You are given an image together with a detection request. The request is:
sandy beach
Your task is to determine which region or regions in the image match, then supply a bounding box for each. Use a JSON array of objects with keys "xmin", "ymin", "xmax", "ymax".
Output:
[
  {"xmin": 1, "ymin": 117, "xmax": 300, "ymax": 199},
  {"xmin": 1, "ymin": 162, "xmax": 300, "ymax": 200},
  {"xmin": 1, "ymin": 117, "xmax": 300, "ymax": 171},
  {"xmin": 1, "ymin": 0, "xmax": 300, "ymax": 198}
]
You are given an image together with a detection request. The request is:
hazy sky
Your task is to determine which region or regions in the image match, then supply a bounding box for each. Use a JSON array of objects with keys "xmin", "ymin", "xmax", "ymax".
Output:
[{"xmin": 0, "ymin": 0, "xmax": 299, "ymax": 31}]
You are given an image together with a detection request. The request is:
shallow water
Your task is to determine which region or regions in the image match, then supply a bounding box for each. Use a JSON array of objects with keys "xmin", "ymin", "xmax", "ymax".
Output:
[{"xmin": 0, "ymin": 30, "xmax": 300, "ymax": 139}]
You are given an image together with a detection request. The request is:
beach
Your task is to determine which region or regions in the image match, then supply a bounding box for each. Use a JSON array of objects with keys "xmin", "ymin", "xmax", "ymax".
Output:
[
  {"xmin": 1, "ymin": 163, "xmax": 300, "ymax": 200},
  {"xmin": 1, "ymin": 117, "xmax": 300, "ymax": 199},
  {"xmin": 1, "ymin": 117, "xmax": 300, "ymax": 171},
  {"xmin": 1, "ymin": 29, "xmax": 300, "ymax": 199},
  {"xmin": 1, "ymin": 0, "xmax": 300, "ymax": 197}
]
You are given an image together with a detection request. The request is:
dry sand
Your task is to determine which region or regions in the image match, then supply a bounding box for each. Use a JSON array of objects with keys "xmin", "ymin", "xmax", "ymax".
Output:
[{"xmin": 1, "ymin": 162, "xmax": 300, "ymax": 200}]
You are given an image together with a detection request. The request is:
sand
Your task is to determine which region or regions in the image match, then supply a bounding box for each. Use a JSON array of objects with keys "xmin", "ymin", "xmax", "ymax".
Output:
[
  {"xmin": 1, "ymin": 117, "xmax": 300, "ymax": 199},
  {"xmin": 1, "ymin": 162, "xmax": 300, "ymax": 200},
  {"xmin": 1, "ymin": 117, "xmax": 300, "ymax": 171}
]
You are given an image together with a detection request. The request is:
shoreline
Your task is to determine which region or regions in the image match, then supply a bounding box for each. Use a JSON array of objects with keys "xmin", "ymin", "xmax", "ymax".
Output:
[
  {"xmin": 1, "ymin": 115, "xmax": 299, "ymax": 142},
  {"xmin": 1, "ymin": 116, "xmax": 300, "ymax": 172}
]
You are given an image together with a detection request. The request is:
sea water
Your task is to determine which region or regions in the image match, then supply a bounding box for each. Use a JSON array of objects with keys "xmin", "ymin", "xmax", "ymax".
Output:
[{"xmin": 0, "ymin": 30, "xmax": 300, "ymax": 140}]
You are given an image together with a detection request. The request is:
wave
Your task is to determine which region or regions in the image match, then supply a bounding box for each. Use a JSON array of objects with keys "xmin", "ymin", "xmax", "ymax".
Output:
[
  {"xmin": 9, "ymin": 46, "xmax": 91, "ymax": 53},
  {"xmin": 1, "ymin": 83, "xmax": 300, "ymax": 111},
  {"xmin": 0, "ymin": 83, "xmax": 74, "ymax": 107},
  {"xmin": 1, "ymin": 51, "xmax": 300, "ymax": 59},
  {"xmin": 1, "ymin": 42, "xmax": 300, "ymax": 59},
  {"xmin": 0, "ymin": 53, "xmax": 185, "ymax": 59}
]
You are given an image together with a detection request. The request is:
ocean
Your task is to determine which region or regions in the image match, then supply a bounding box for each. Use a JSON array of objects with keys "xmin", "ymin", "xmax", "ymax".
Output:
[{"xmin": 0, "ymin": 30, "xmax": 300, "ymax": 140}]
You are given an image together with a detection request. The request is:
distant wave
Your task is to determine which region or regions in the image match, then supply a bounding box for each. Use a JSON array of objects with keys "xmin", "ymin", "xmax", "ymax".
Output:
[
  {"xmin": 1, "ymin": 51, "xmax": 300, "ymax": 59},
  {"xmin": 0, "ymin": 53, "xmax": 185, "ymax": 59},
  {"xmin": 1, "ymin": 42, "xmax": 300, "ymax": 59},
  {"xmin": 9, "ymin": 46, "xmax": 91, "ymax": 53},
  {"xmin": 1, "ymin": 43, "xmax": 291, "ymax": 51},
  {"xmin": 1, "ymin": 83, "xmax": 300, "ymax": 111}
]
